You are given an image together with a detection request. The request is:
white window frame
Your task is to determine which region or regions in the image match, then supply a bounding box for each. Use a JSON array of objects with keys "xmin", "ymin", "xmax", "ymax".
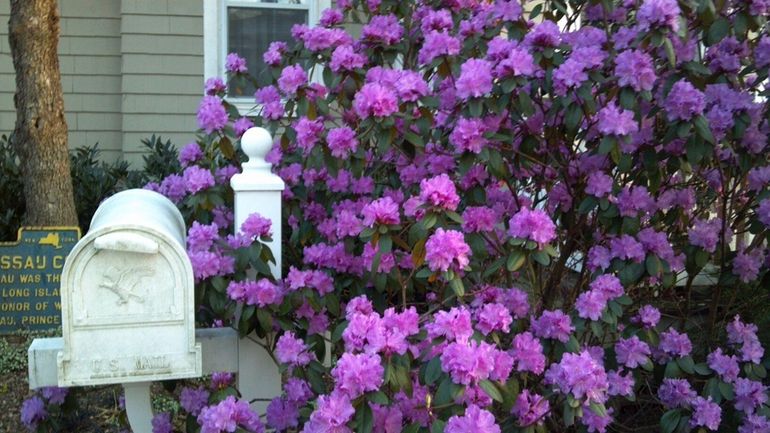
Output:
[{"xmin": 203, "ymin": 0, "xmax": 331, "ymax": 113}]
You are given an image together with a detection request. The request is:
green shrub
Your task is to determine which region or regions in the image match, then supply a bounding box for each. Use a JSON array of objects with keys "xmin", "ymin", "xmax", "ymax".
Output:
[{"xmin": 0, "ymin": 136, "xmax": 181, "ymax": 239}]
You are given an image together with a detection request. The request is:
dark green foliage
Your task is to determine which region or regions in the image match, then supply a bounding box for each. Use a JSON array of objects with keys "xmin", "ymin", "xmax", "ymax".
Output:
[
  {"xmin": 136, "ymin": 134, "xmax": 181, "ymax": 184},
  {"xmin": 69, "ymin": 144, "xmax": 134, "ymax": 232},
  {"xmin": 0, "ymin": 134, "xmax": 25, "ymax": 241},
  {"xmin": 0, "ymin": 135, "xmax": 180, "ymax": 239}
]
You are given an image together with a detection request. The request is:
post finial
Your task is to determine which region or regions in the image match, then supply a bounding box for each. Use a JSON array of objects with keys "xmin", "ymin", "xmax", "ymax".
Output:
[{"xmin": 241, "ymin": 127, "xmax": 273, "ymax": 170}]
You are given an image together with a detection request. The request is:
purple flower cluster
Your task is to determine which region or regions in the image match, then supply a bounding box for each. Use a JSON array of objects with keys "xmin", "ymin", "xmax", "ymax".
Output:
[
  {"xmin": 508, "ymin": 207, "xmax": 557, "ymax": 246},
  {"xmin": 197, "ymin": 396, "xmax": 263, "ymax": 433}
]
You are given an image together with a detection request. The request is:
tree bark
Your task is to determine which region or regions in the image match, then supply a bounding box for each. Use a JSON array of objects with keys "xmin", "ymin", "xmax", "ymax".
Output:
[{"xmin": 8, "ymin": 0, "xmax": 77, "ymax": 226}]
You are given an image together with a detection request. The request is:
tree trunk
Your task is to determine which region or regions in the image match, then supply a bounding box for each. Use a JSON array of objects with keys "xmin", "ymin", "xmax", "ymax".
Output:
[{"xmin": 8, "ymin": 0, "xmax": 77, "ymax": 227}]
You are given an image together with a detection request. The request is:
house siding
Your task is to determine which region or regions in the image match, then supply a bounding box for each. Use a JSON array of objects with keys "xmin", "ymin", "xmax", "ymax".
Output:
[
  {"xmin": 0, "ymin": 0, "xmax": 124, "ymax": 160},
  {"xmin": 119, "ymin": 0, "xmax": 204, "ymax": 166},
  {"xmin": 0, "ymin": 0, "xmax": 203, "ymax": 165}
]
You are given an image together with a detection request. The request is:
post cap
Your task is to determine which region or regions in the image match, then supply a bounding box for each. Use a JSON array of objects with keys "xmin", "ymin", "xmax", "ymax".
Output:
[{"xmin": 241, "ymin": 127, "xmax": 273, "ymax": 170}]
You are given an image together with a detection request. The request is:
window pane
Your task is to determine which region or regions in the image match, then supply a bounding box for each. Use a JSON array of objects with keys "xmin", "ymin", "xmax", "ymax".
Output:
[{"xmin": 227, "ymin": 6, "xmax": 308, "ymax": 96}]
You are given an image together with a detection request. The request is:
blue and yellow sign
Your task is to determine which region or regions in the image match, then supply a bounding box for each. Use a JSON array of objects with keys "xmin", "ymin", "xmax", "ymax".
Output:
[{"xmin": 0, "ymin": 227, "xmax": 80, "ymax": 333}]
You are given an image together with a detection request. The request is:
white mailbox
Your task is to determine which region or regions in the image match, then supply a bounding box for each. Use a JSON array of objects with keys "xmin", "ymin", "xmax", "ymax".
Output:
[{"xmin": 57, "ymin": 189, "xmax": 201, "ymax": 386}]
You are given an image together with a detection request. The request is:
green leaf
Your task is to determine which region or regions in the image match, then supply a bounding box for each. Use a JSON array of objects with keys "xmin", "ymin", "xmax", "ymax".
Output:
[
  {"xmin": 565, "ymin": 104, "xmax": 582, "ymax": 131},
  {"xmin": 424, "ymin": 356, "xmax": 442, "ymax": 385},
  {"xmin": 694, "ymin": 363, "xmax": 713, "ymax": 376},
  {"xmin": 479, "ymin": 379, "xmax": 503, "ymax": 402},
  {"xmin": 706, "ymin": 18, "xmax": 729, "ymax": 45},
  {"xmin": 368, "ymin": 390, "xmax": 389, "ymax": 405},
  {"xmin": 661, "ymin": 409, "xmax": 682, "ymax": 433},
  {"xmin": 588, "ymin": 402, "xmax": 607, "ymax": 418},
  {"xmin": 449, "ymin": 277, "xmax": 465, "ymax": 298},
  {"xmin": 719, "ymin": 381, "xmax": 735, "ymax": 400},
  {"xmin": 663, "ymin": 38, "xmax": 676, "ymax": 67},
  {"xmin": 256, "ymin": 308, "xmax": 273, "ymax": 333},
  {"xmin": 677, "ymin": 356, "xmax": 695, "ymax": 374},
  {"xmin": 532, "ymin": 250, "xmax": 550, "ymax": 266},
  {"xmin": 665, "ymin": 360, "xmax": 682, "ymax": 378},
  {"xmin": 645, "ymin": 255, "xmax": 662, "ymax": 276},
  {"xmin": 356, "ymin": 401, "xmax": 374, "ymax": 433},
  {"xmin": 431, "ymin": 419, "xmax": 446, "ymax": 433},
  {"xmin": 506, "ymin": 250, "xmax": 527, "ymax": 272},
  {"xmin": 693, "ymin": 115, "xmax": 714, "ymax": 144}
]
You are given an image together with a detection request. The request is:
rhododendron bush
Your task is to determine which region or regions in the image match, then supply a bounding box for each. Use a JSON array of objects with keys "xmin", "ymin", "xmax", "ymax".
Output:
[{"xmin": 96, "ymin": 0, "xmax": 770, "ymax": 432}]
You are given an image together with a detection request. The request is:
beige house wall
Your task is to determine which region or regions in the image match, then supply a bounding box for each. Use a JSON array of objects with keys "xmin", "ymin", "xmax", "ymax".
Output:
[{"xmin": 0, "ymin": 0, "xmax": 202, "ymax": 165}]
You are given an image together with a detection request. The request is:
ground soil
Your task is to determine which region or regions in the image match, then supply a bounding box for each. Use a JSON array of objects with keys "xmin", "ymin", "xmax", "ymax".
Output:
[{"xmin": 0, "ymin": 335, "xmax": 127, "ymax": 432}]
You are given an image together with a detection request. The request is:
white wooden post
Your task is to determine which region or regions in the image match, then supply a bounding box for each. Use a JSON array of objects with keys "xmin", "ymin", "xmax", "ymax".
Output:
[{"xmin": 230, "ymin": 127, "xmax": 284, "ymax": 413}]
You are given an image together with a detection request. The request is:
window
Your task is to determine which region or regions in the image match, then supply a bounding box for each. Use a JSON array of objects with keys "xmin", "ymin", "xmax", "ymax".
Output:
[{"xmin": 203, "ymin": 0, "xmax": 330, "ymax": 111}]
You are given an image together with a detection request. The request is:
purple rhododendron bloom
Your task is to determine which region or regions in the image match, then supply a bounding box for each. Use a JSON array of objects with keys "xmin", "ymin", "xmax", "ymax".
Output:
[
  {"xmin": 446, "ymin": 405, "xmax": 500, "ymax": 433},
  {"xmin": 331, "ymin": 352, "xmax": 384, "ymax": 398},
  {"xmin": 607, "ymin": 370, "xmax": 634, "ymax": 397},
  {"xmin": 426, "ymin": 306, "xmax": 473, "ymax": 343},
  {"xmin": 531, "ymin": 310, "xmax": 574, "ymax": 342},
  {"xmin": 361, "ymin": 14, "xmax": 403, "ymax": 46},
  {"xmin": 20, "ymin": 396, "xmax": 47, "ymax": 430},
  {"xmin": 658, "ymin": 378, "xmax": 696, "ymax": 409},
  {"xmin": 263, "ymin": 41, "xmax": 287, "ymax": 66},
  {"xmin": 475, "ymin": 303, "xmax": 513, "ymax": 335},
  {"xmin": 576, "ymin": 290, "xmax": 608, "ymax": 321},
  {"xmin": 585, "ymin": 172, "xmax": 613, "ymax": 197},
  {"xmin": 462, "ymin": 206, "xmax": 497, "ymax": 232},
  {"xmin": 658, "ymin": 328, "xmax": 692, "ymax": 359},
  {"xmin": 425, "ymin": 228, "xmax": 471, "ymax": 272},
  {"xmin": 512, "ymin": 389, "xmax": 549, "ymax": 426},
  {"xmin": 197, "ymin": 396, "xmax": 263, "ymax": 433},
  {"xmin": 40, "ymin": 387, "xmax": 68, "ymax": 405},
  {"xmin": 330, "ymin": 45, "xmax": 366, "ymax": 72},
  {"xmin": 266, "ymin": 397, "xmax": 299, "ymax": 431},
  {"xmin": 241, "ymin": 213, "xmax": 272, "ymax": 238},
  {"xmin": 450, "ymin": 117, "xmax": 488, "ymax": 154},
  {"xmin": 758, "ymin": 199, "xmax": 770, "ymax": 227},
  {"xmin": 688, "ymin": 217, "xmax": 726, "ymax": 253},
  {"xmin": 740, "ymin": 414, "xmax": 770, "ymax": 433},
  {"xmin": 152, "ymin": 412, "xmax": 173, "ymax": 433},
  {"xmin": 690, "ymin": 396, "xmax": 721, "ymax": 431},
  {"xmin": 276, "ymin": 331, "xmax": 315, "ymax": 367},
  {"xmin": 419, "ymin": 31, "xmax": 461, "ymax": 65},
  {"xmin": 225, "ymin": 52, "xmax": 247, "ymax": 73},
  {"xmin": 509, "ymin": 331, "xmax": 546, "ymax": 374},
  {"xmin": 183, "ymin": 166, "xmax": 215, "ymax": 194},
  {"xmin": 455, "ymin": 58, "xmax": 493, "ymax": 100},
  {"xmin": 637, "ymin": 0, "xmax": 681, "ymax": 32},
  {"xmin": 205, "ymin": 77, "xmax": 226, "ymax": 95},
  {"xmin": 614, "ymin": 49, "xmax": 656, "ymax": 91},
  {"xmin": 707, "ymin": 348, "xmax": 740, "ymax": 383},
  {"xmin": 615, "ymin": 336, "xmax": 651, "ymax": 368},
  {"xmin": 197, "ymin": 96, "xmax": 228, "ymax": 134},
  {"xmin": 508, "ymin": 207, "xmax": 557, "ymax": 246},
  {"xmin": 303, "ymin": 392, "xmax": 354, "ymax": 433},
  {"xmin": 278, "ymin": 65, "xmax": 308, "ymax": 95},
  {"xmin": 320, "ymin": 8, "xmax": 344, "ymax": 27},
  {"xmin": 353, "ymin": 83, "xmax": 399, "ymax": 118},
  {"xmin": 597, "ymin": 103, "xmax": 638, "ymax": 136},
  {"xmin": 636, "ymin": 305, "xmax": 661, "ymax": 328},
  {"xmin": 326, "ymin": 126, "xmax": 359, "ymax": 158},
  {"xmin": 545, "ymin": 350, "xmax": 609, "ymax": 403},
  {"xmin": 419, "ymin": 173, "xmax": 460, "ymax": 210},
  {"xmin": 665, "ymin": 80, "xmax": 706, "ymax": 121},
  {"xmin": 179, "ymin": 142, "xmax": 203, "ymax": 167},
  {"xmin": 180, "ymin": 386, "xmax": 210, "ymax": 416},
  {"xmin": 734, "ymin": 378, "xmax": 768, "ymax": 413},
  {"xmin": 362, "ymin": 197, "xmax": 400, "ymax": 227},
  {"xmin": 233, "ymin": 117, "xmax": 254, "ymax": 138}
]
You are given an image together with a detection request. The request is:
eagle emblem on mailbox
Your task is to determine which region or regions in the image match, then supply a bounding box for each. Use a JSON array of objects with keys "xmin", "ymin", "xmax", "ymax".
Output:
[{"xmin": 98, "ymin": 266, "xmax": 152, "ymax": 305}]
